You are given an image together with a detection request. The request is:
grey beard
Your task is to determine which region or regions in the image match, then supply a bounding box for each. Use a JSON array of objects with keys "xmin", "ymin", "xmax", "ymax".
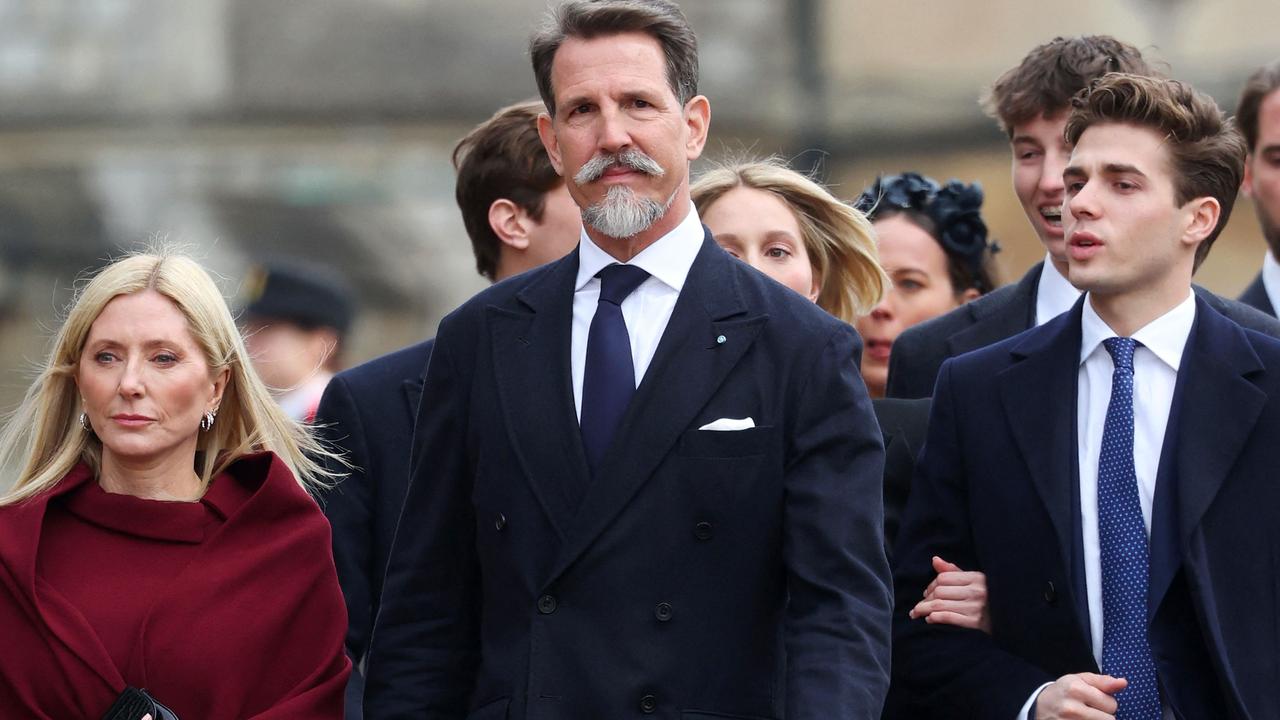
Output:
[{"xmin": 581, "ymin": 185, "xmax": 676, "ymax": 239}]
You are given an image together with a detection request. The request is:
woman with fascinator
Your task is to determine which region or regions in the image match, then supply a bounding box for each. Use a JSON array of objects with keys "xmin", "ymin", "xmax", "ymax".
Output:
[
  {"xmin": 0, "ymin": 251, "xmax": 349, "ymax": 719},
  {"xmin": 853, "ymin": 172, "xmax": 1000, "ymax": 398}
]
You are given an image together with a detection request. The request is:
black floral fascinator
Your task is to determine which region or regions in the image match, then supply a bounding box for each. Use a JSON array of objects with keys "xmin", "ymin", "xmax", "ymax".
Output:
[{"xmin": 854, "ymin": 172, "xmax": 1000, "ymax": 286}]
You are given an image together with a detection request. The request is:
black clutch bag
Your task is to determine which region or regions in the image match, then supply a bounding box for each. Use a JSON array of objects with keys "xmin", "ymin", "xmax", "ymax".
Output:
[{"xmin": 100, "ymin": 687, "xmax": 181, "ymax": 720}]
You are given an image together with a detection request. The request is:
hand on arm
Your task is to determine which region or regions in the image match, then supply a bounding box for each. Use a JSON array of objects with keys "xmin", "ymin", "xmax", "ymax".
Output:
[
  {"xmin": 1030, "ymin": 673, "xmax": 1126, "ymax": 719},
  {"xmin": 907, "ymin": 555, "xmax": 991, "ymax": 633}
]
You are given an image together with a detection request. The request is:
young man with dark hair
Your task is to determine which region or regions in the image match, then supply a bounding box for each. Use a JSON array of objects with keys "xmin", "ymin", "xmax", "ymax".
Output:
[
  {"xmin": 1235, "ymin": 59, "xmax": 1280, "ymax": 316},
  {"xmin": 453, "ymin": 100, "xmax": 582, "ymax": 281},
  {"xmin": 312, "ymin": 99, "xmax": 580, "ymax": 718},
  {"xmin": 891, "ymin": 72, "xmax": 1280, "ymax": 719},
  {"xmin": 886, "ymin": 37, "xmax": 1280, "ymax": 399},
  {"xmin": 365, "ymin": 1, "xmax": 891, "ymax": 717}
]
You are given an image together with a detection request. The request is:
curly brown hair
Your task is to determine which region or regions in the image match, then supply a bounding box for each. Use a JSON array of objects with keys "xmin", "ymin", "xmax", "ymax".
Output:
[{"xmin": 982, "ymin": 35, "xmax": 1157, "ymax": 137}]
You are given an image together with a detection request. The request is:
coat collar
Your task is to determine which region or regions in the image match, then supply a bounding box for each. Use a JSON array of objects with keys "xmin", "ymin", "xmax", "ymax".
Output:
[{"xmin": 947, "ymin": 261, "xmax": 1042, "ymax": 357}]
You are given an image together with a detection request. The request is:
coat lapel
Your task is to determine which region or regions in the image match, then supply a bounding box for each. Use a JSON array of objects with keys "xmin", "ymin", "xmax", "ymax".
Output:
[
  {"xmin": 998, "ymin": 301, "xmax": 1082, "ymax": 584},
  {"xmin": 1149, "ymin": 298, "xmax": 1267, "ymax": 614},
  {"xmin": 488, "ymin": 253, "xmax": 588, "ymax": 540},
  {"xmin": 546, "ymin": 234, "xmax": 766, "ymax": 583},
  {"xmin": 401, "ymin": 378, "xmax": 424, "ymax": 422}
]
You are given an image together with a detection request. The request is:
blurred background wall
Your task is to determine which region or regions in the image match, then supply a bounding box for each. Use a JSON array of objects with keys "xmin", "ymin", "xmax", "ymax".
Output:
[{"xmin": 2, "ymin": 0, "xmax": 1277, "ymax": 418}]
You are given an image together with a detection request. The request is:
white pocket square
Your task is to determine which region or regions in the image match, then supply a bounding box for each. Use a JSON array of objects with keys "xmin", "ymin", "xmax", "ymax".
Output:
[{"xmin": 698, "ymin": 417, "xmax": 755, "ymax": 431}]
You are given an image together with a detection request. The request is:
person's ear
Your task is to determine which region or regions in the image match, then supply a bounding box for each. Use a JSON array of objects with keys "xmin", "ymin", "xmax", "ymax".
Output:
[
  {"xmin": 489, "ymin": 199, "xmax": 531, "ymax": 250},
  {"xmin": 807, "ymin": 274, "xmax": 822, "ymax": 303},
  {"xmin": 1243, "ymin": 154, "xmax": 1256, "ymax": 198},
  {"xmin": 1181, "ymin": 196, "xmax": 1221, "ymax": 248},
  {"xmin": 208, "ymin": 367, "xmax": 229, "ymax": 412},
  {"xmin": 958, "ymin": 287, "xmax": 981, "ymax": 304},
  {"xmin": 537, "ymin": 111, "xmax": 565, "ymax": 177},
  {"xmin": 683, "ymin": 95, "xmax": 711, "ymax": 162}
]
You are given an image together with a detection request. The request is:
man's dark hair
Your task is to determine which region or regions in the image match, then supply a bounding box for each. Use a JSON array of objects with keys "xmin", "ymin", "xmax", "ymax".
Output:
[
  {"xmin": 982, "ymin": 35, "xmax": 1156, "ymax": 137},
  {"xmin": 453, "ymin": 100, "xmax": 564, "ymax": 281},
  {"xmin": 1236, "ymin": 59, "xmax": 1280, "ymax": 152},
  {"xmin": 529, "ymin": 0, "xmax": 698, "ymax": 116},
  {"xmin": 1065, "ymin": 73, "xmax": 1247, "ymax": 269}
]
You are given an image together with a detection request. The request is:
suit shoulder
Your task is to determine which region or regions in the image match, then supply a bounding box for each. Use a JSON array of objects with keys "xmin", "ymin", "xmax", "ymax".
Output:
[
  {"xmin": 1197, "ymin": 285, "xmax": 1280, "ymax": 339},
  {"xmin": 894, "ymin": 285, "xmax": 1010, "ymax": 363},
  {"xmin": 330, "ymin": 339, "xmax": 434, "ymax": 394}
]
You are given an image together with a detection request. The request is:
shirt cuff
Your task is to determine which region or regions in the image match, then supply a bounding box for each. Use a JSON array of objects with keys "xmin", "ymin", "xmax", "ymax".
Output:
[{"xmin": 1016, "ymin": 682, "xmax": 1053, "ymax": 720}]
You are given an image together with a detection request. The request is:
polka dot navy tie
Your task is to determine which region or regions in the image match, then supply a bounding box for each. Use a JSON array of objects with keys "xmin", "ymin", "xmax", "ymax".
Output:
[
  {"xmin": 1099, "ymin": 337, "xmax": 1161, "ymax": 719},
  {"xmin": 580, "ymin": 264, "xmax": 650, "ymax": 479}
]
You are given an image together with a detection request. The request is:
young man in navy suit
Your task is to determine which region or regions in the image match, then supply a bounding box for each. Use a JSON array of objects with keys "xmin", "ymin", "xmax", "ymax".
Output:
[
  {"xmin": 363, "ymin": 1, "xmax": 891, "ymax": 718},
  {"xmin": 313, "ymin": 99, "xmax": 580, "ymax": 718},
  {"xmin": 891, "ymin": 73, "xmax": 1280, "ymax": 719},
  {"xmin": 1236, "ymin": 60, "xmax": 1280, "ymax": 316},
  {"xmin": 886, "ymin": 37, "xmax": 1280, "ymax": 400}
]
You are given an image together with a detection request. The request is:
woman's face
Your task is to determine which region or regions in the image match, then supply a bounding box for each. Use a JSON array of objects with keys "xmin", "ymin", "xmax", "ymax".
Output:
[
  {"xmin": 701, "ymin": 186, "xmax": 820, "ymax": 301},
  {"xmin": 77, "ymin": 290, "xmax": 226, "ymax": 469},
  {"xmin": 855, "ymin": 214, "xmax": 977, "ymax": 397}
]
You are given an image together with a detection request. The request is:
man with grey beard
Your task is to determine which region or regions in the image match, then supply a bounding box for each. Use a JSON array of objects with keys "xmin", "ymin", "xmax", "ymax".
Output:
[{"xmin": 364, "ymin": 1, "xmax": 892, "ymax": 718}]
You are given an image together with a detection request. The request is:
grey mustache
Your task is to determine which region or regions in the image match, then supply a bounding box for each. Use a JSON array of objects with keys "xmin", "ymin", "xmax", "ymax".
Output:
[{"xmin": 574, "ymin": 149, "xmax": 665, "ymax": 185}]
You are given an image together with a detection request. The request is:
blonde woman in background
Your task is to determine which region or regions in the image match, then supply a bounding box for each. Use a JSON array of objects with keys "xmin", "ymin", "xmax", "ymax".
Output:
[
  {"xmin": 692, "ymin": 157, "xmax": 887, "ymax": 326},
  {"xmin": 0, "ymin": 251, "xmax": 349, "ymax": 719}
]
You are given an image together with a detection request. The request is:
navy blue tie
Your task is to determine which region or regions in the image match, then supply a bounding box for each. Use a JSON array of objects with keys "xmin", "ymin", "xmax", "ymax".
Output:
[
  {"xmin": 580, "ymin": 264, "xmax": 650, "ymax": 477},
  {"xmin": 1098, "ymin": 337, "xmax": 1161, "ymax": 719}
]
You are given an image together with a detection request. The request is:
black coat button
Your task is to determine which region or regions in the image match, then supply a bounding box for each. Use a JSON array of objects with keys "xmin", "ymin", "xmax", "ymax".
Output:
[
  {"xmin": 1043, "ymin": 581, "xmax": 1058, "ymax": 605},
  {"xmin": 694, "ymin": 521, "xmax": 713, "ymax": 541},
  {"xmin": 639, "ymin": 694, "xmax": 658, "ymax": 713},
  {"xmin": 654, "ymin": 602, "xmax": 673, "ymax": 622},
  {"xmin": 494, "ymin": 513, "xmax": 507, "ymax": 531},
  {"xmin": 537, "ymin": 594, "xmax": 558, "ymax": 614}
]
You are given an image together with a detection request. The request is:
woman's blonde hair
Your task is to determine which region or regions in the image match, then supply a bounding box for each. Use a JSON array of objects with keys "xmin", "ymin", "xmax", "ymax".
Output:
[
  {"xmin": 0, "ymin": 250, "xmax": 340, "ymax": 505},
  {"xmin": 691, "ymin": 157, "xmax": 888, "ymax": 324}
]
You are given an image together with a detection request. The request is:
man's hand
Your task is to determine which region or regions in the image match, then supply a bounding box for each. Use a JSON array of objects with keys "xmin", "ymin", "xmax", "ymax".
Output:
[
  {"xmin": 908, "ymin": 556, "xmax": 992, "ymax": 633},
  {"xmin": 1034, "ymin": 673, "xmax": 1127, "ymax": 719}
]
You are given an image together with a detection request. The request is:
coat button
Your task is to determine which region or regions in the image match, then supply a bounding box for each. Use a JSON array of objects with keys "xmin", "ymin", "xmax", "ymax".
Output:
[
  {"xmin": 1043, "ymin": 581, "xmax": 1058, "ymax": 605},
  {"xmin": 494, "ymin": 513, "xmax": 507, "ymax": 531},
  {"xmin": 639, "ymin": 694, "xmax": 658, "ymax": 713},
  {"xmin": 537, "ymin": 594, "xmax": 558, "ymax": 614},
  {"xmin": 694, "ymin": 521, "xmax": 713, "ymax": 541},
  {"xmin": 654, "ymin": 602, "xmax": 673, "ymax": 622}
]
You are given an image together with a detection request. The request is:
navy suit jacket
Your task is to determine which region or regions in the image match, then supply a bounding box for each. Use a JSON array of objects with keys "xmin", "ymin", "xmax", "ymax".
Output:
[
  {"xmin": 886, "ymin": 262, "xmax": 1280, "ymax": 399},
  {"xmin": 1239, "ymin": 271, "xmax": 1275, "ymax": 316},
  {"xmin": 365, "ymin": 230, "xmax": 892, "ymax": 720},
  {"xmin": 889, "ymin": 295, "xmax": 1280, "ymax": 719},
  {"xmin": 871, "ymin": 397, "xmax": 930, "ymax": 552},
  {"xmin": 314, "ymin": 338, "xmax": 433, "ymax": 718}
]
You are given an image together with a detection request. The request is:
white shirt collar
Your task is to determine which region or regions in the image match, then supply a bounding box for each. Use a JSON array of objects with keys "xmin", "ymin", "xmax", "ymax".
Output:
[
  {"xmin": 1035, "ymin": 253, "xmax": 1082, "ymax": 325},
  {"xmin": 1261, "ymin": 249, "xmax": 1280, "ymax": 313},
  {"xmin": 1079, "ymin": 290, "xmax": 1196, "ymax": 371},
  {"xmin": 575, "ymin": 203, "xmax": 703, "ymax": 293}
]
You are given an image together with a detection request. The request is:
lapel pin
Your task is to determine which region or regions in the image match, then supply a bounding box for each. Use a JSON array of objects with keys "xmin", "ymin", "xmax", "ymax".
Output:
[{"xmin": 716, "ymin": 334, "xmax": 727, "ymax": 345}]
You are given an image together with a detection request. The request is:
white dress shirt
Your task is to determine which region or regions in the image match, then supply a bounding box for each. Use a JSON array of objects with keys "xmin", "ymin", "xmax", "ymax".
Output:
[
  {"xmin": 1019, "ymin": 290, "xmax": 1194, "ymax": 720},
  {"xmin": 571, "ymin": 204, "xmax": 704, "ymax": 419},
  {"xmin": 1260, "ymin": 250, "xmax": 1280, "ymax": 314},
  {"xmin": 1034, "ymin": 254, "xmax": 1082, "ymax": 326}
]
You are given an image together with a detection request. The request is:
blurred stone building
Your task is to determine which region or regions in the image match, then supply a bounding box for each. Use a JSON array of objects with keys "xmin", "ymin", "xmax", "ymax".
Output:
[{"xmin": 1, "ymin": 0, "xmax": 1277, "ymax": 420}]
